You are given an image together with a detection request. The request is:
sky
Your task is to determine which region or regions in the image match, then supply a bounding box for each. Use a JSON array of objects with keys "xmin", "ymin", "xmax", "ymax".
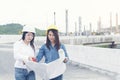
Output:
[{"xmin": 0, "ymin": 0, "xmax": 120, "ymax": 33}]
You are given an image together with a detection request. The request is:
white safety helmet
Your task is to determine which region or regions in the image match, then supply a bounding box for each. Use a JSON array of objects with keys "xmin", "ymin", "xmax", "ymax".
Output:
[{"xmin": 22, "ymin": 25, "xmax": 36, "ymax": 33}]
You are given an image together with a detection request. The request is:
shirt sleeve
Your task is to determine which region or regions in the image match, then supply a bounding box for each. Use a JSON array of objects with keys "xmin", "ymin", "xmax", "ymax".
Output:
[
  {"xmin": 13, "ymin": 42, "xmax": 29, "ymax": 62},
  {"xmin": 61, "ymin": 44, "xmax": 69, "ymax": 58},
  {"xmin": 36, "ymin": 44, "xmax": 45, "ymax": 62}
]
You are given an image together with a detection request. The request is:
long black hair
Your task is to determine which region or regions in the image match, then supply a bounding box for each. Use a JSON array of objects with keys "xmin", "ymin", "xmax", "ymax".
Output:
[
  {"xmin": 46, "ymin": 29, "xmax": 60, "ymax": 51},
  {"xmin": 22, "ymin": 32, "xmax": 35, "ymax": 51}
]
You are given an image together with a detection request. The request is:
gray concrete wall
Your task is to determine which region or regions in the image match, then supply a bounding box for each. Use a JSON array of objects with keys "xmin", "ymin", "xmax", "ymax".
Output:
[
  {"xmin": 66, "ymin": 44, "xmax": 120, "ymax": 75},
  {"xmin": 1, "ymin": 35, "xmax": 120, "ymax": 44}
]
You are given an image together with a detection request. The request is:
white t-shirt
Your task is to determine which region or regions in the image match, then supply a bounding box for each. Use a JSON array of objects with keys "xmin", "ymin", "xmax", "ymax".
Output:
[{"xmin": 13, "ymin": 40, "xmax": 35, "ymax": 69}]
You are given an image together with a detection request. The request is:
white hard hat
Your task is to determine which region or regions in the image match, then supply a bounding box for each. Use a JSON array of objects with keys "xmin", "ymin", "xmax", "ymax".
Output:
[{"xmin": 22, "ymin": 25, "xmax": 36, "ymax": 33}]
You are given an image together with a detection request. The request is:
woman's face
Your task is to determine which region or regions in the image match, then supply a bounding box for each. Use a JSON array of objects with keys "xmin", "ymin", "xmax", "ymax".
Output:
[
  {"xmin": 48, "ymin": 31, "xmax": 55, "ymax": 43},
  {"xmin": 24, "ymin": 32, "xmax": 34, "ymax": 42}
]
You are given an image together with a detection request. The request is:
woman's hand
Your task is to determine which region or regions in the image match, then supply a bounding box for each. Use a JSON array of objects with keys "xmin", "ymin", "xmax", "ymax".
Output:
[
  {"xmin": 63, "ymin": 57, "xmax": 69, "ymax": 63},
  {"xmin": 28, "ymin": 57, "xmax": 36, "ymax": 62}
]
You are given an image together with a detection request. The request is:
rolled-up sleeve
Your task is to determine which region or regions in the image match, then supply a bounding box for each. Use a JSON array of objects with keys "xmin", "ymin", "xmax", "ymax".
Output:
[
  {"xmin": 61, "ymin": 44, "xmax": 69, "ymax": 58},
  {"xmin": 36, "ymin": 45, "xmax": 44, "ymax": 62}
]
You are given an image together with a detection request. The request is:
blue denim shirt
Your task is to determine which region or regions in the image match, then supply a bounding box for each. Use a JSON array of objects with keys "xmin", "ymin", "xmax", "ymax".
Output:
[{"xmin": 36, "ymin": 43, "xmax": 68, "ymax": 63}]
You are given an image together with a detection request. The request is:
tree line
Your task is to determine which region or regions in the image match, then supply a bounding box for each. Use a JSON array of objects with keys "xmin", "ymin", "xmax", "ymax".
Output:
[{"xmin": 0, "ymin": 23, "xmax": 46, "ymax": 36}]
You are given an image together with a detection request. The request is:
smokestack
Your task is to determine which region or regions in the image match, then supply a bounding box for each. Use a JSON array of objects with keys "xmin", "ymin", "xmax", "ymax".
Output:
[
  {"xmin": 97, "ymin": 16, "xmax": 101, "ymax": 33},
  {"xmin": 89, "ymin": 23, "xmax": 92, "ymax": 35},
  {"xmin": 78, "ymin": 16, "xmax": 82, "ymax": 36},
  {"xmin": 116, "ymin": 13, "xmax": 119, "ymax": 33},
  {"xmin": 65, "ymin": 9, "xmax": 68, "ymax": 36},
  {"xmin": 110, "ymin": 12, "xmax": 112, "ymax": 33},
  {"xmin": 75, "ymin": 22, "xmax": 77, "ymax": 36},
  {"xmin": 54, "ymin": 12, "xmax": 56, "ymax": 25}
]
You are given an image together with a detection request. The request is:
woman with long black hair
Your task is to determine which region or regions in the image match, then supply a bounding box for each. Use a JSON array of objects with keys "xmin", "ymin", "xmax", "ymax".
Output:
[
  {"xmin": 13, "ymin": 26, "xmax": 36, "ymax": 80},
  {"xmin": 36, "ymin": 25, "xmax": 69, "ymax": 80}
]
